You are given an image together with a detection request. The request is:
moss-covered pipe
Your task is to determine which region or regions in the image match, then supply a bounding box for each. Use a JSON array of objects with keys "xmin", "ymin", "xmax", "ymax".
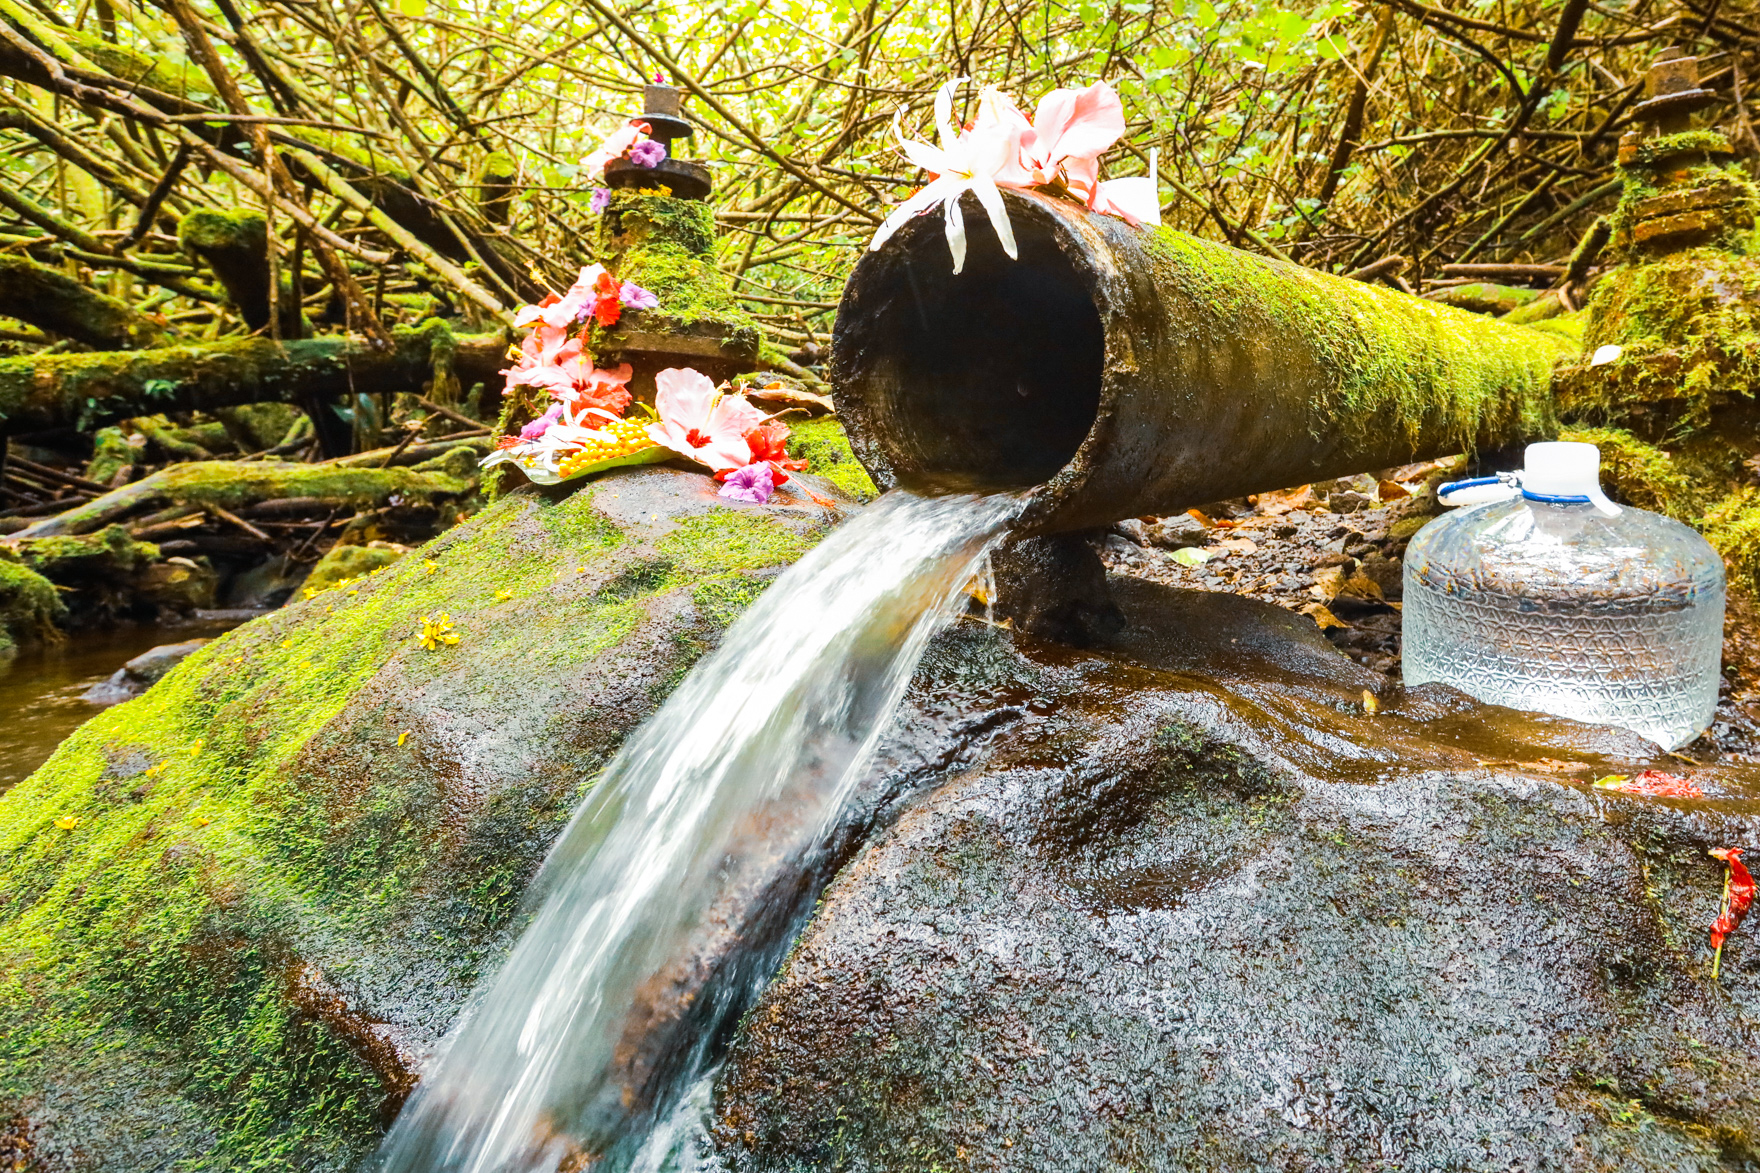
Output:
[
  {"xmin": 834, "ymin": 192, "xmax": 1573, "ymax": 535},
  {"xmin": 0, "ymin": 327, "xmax": 507, "ymax": 433},
  {"xmin": 0, "ymin": 254, "xmax": 168, "ymax": 349}
]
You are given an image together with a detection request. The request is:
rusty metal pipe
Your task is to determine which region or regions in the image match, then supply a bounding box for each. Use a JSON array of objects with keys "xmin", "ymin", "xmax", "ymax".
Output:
[{"xmin": 833, "ymin": 192, "xmax": 1571, "ymax": 534}]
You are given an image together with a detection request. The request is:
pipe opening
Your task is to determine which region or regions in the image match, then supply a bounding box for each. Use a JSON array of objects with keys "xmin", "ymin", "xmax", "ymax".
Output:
[{"xmin": 837, "ymin": 209, "xmax": 1104, "ymax": 490}]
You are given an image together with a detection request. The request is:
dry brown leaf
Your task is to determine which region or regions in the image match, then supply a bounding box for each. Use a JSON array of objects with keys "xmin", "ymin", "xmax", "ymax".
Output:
[
  {"xmin": 1301, "ymin": 603, "xmax": 1349, "ymax": 630},
  {"xmin": 1377, "ymin": 479, "xmax": 1411, "ymax": 501}
]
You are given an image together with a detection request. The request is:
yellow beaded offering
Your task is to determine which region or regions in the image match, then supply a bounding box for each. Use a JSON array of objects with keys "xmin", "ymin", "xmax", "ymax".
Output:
[{"xmin": 555, "ymin": 416, "xmax": 660, "ymax": 479}]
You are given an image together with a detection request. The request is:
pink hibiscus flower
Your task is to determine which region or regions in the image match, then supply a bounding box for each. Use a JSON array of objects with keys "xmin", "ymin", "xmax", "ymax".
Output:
[{"xmin": 645, "ymin": 367, "xmax": 766, "ymax": 472}]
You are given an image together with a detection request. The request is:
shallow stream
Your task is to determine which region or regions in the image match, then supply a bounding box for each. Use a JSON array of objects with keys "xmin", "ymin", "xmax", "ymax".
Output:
[{"xmin": 0, "ymin": 615, "xmax": 254, "ymax": 793}]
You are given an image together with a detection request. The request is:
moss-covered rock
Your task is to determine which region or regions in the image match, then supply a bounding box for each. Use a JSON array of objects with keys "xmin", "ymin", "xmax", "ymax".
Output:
[
  {"xmin": 303, "ymin": 543, "xmax": 406, "ymax": 595},
  {"xmin": 785, "ymin": 417, "xmax": 877, "ymax": 502},
  {"xmin": 9, "ymin": 525, "xmax": 164, "ymax": 627},
  {"xmin": 594, "ymin": 190, "xmax": 761, "ymax": 357},
  {"xmin": 1555, "ymin": 237, "xmax": 1760, "ymax": 429},
  {"xmin": 0, "ymin": 557, "xmax": 65, "ymax": 654},
  {"xmin": 0, "ymin": 465, "xmax": 851, "ymax": 1169}
]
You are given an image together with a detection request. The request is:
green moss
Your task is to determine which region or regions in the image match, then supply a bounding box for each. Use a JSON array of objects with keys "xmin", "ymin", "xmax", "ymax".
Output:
[
  {"xmin": 595, "ymin": 190, "xmax": 762, "ymax": 353},
  {"xmin": 1141, "ymin": 229, "xmax": 1567, "ymax": 451},
  {"xmin": 178, "ymin": 208, "xmax": 267, "ymax": 255},
  {"xmin": 691, "ymin": 571, "xmax": 775, "ymax": 627},
  {"xmin": 787, "ymin": 417, "xmax": 878, "ymax": 502},
  {"xmin": 1618, "ymin": 129, "xmax": 1738, "ymax": 170},
  {"xmin": 658, "ymin": 509, "xmax": 813, "ymax": 575},
  {"xmin": 1559, "ymin": 242, "xmax": 1760, "ymax": 428},
  {"xmin": 0, "ymin": 557, "xmax": 65, "ymax": 647},
  {"xmin": 15, "ymin": 524, "xmax": 159, "ymax": 581},
  {"xmin": 1560, "ymin": 426, "xmax": 1698, "ymax": 516},
  {"xmin": 84, "ymin": 426, "xmax": 137, "ymax": 484},
  {"xmin": 304, "ymin": 544, "xmax": 406, "ymax": 594},
  {"xmin": 59, "ymin": 26, "xmax": 215, "ymax": 103},
  {"xmin": 1521, "ymin": 313, "xmax": 1585, "ymax": 346},
  {"xmin": 0, "ymin": 474, "xmax": 830, "ymax": 1163},
  {"xmin": 1702, "ymin": 488, "xmax": 1760, "ymax": 590}
]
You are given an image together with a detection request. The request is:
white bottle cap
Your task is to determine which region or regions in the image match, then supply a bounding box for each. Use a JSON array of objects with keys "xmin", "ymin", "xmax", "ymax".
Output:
[{"xmin": 1523, "ymin": 441, "xmax": 1621, "ymax": 516}]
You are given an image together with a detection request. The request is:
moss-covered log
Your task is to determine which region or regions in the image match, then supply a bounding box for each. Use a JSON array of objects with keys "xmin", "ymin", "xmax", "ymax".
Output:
[
  {"xmin": 6, "ymin": 459, "xmax": 474, "ymax": 539},
  {"xmin": 177, "ymin": 209, "xmax": 299, "ymax": 335},
  {"xmin": 0, "ymin": 326, "xmax": 507, "ymax": 433},
  {"xmin": 837, "ymin": 190, "xmax": 1576, "ymax": 536},
  {"xmin": 0, "ymin": 254, "xmax": 169, "ymax": 349}
]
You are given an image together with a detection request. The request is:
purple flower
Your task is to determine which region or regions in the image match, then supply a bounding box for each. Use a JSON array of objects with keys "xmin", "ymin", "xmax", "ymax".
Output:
[
  {"xmin": 629, "ymin": 140, "xmax": 666, "ymax": 169},
  {"xmin": 718, "ymin": 462, "xmax": 775, "ymax": 504},
  {"xmin": 620, "ymin": 282, "xmax": 658, "ymax": 310},
  {"xmin": 518, "ymin": 403, "xmax": 563, "ymax": 441},
  {"xmin": 589, "ymin": 187, "xmax": 612, "ymax": 214}
]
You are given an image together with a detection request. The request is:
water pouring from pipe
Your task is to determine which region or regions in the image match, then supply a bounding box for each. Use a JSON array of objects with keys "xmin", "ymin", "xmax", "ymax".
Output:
[{"xmin": 379, "ymin": 489, "xmax": 1020, "ymax": 1171}]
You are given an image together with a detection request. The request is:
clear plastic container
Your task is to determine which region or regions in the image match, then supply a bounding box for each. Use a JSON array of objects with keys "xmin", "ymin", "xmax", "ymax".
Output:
[{"xmin": 1402, "ymin": 441, "xmax": 1725, "ymax": 750}]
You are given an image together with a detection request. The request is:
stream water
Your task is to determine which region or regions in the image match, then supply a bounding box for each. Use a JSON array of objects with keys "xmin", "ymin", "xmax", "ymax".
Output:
[
  {"xmin": 379, "ymin": 489, "xmax": 1021, "ymax": 1173},
  {"xmin": 0, "ymin": 616, "xmax": 250, "ymax": 793}
]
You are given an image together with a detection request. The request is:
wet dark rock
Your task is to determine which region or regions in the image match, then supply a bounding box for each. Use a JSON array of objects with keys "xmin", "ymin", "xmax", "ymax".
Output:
[
  {"xmin": 81, "ymin": 638, "xmax": 213, "ymax": 704},
  {"xmin": 716, "ymin": 576, "xmax": 1760, "ymax": 1173},
  {"xmin": 991, "ymin": 532, "xmax": 1124, "ymax": 647},
  {"xmin": 1144, "ymin": 513, "xmax": 1207, "ymax": 549},
  {"xmin": 221, "ymin": 551, "xmax": 311, "ymax": 609}
]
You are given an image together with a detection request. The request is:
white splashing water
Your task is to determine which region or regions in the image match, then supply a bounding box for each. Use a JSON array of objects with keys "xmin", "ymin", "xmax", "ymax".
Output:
[{"xmin": 379, "ymin": 489, "xmax": 1021, "ymax": 1173}]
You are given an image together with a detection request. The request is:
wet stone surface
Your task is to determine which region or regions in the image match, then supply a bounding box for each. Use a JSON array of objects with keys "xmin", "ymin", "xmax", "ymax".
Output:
[
  {"xmin": 716, "ymin": 578, "xmax": 1760, "ymax": 1173},
  {"xmin": 1094, "ymin": 462, "xmax": 1760, "ymax": 761}
]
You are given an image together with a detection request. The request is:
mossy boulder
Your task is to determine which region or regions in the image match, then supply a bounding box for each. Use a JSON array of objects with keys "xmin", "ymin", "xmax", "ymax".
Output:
[
  {"xmin": 0, "ymin": 466, "xmax": 853, "ymax": 1170},
  {"xmin": 593, "ymin": 190, "xmax": 762, "ymax": 365},
  {"xmin": 716, "ymin": 580, "xmax": 1760, "ymax": 1172},
  {"xmin": 0, "ymin": 557, "xmax": 65, "ymax": 654},
  {"xmin": 1555, "ymin": 237, "xmax": 1760, "ymax": 430},
  {"xmin": 10, "ymin": 525, "xmax": 164, "ymax": 626},
  {"xmin": 303, "ymin": 543, "xmax": 408, "ymax": 595}
]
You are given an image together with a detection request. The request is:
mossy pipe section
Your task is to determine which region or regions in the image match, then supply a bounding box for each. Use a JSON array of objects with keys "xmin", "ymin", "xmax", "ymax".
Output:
[
  {"xmin": 0, "ymin": 326, "xmax": 507, "ymax": 432},
  {"xmin": 834, "ymin": 192, "xmax": 1571, "ymax": 535}
]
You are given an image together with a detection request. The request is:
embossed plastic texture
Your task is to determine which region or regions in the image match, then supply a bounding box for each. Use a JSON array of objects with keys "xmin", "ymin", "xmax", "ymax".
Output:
[{"xmin": 1404, "ymin": 445, "xmax": 1725, "ymax": 750}]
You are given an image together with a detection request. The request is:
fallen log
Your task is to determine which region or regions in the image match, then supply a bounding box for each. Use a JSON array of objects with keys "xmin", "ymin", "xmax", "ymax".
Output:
[
  {"xmin": 0, "ymin": 325, "xmax": 507, "ymax": 433},
  {"xmin": 5, "ymin": 459, "xmax": 473, "ymax": 539},
  {"xmin": 0, "ymin": 254, "xmax": 170, "ymax": 349}
]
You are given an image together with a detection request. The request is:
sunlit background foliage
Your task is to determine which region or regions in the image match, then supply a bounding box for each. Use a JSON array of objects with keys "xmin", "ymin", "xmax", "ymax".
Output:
[{"xmin": 0, "ymin": 0, "xmax": 1753, "ymax": 349}]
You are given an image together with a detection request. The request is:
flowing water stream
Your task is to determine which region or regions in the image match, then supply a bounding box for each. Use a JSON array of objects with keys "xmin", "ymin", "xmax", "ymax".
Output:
[{"xmin": 380, "ymin": 488, "xmax": 1021, "ymax": 1172}]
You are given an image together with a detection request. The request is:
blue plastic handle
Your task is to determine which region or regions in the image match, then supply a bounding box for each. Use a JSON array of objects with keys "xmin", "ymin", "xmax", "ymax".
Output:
[{"xmin": 1436, "ymin": 475, "xmax": 1503, "ymax": 498}]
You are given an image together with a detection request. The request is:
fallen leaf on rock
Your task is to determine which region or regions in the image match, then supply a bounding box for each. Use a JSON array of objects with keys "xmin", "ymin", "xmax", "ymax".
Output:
[
  {"xmin": 1377, "ymin": 479, "xmax": 1411, "ymax": 501},
  {"xmin": 1186, "ymin": 508, "xmax": 1213, "ymax": 527},
  {"xmin": 1594, "ymin": 770, "xmax": 1703, "ymax": 798},
  {"xmin": 1362, "ymin": 690, "xmax": 1379, "ymax": 715},
  {"xmin": 745, "ymin": 384, "xmax": 835, "ymax": 417},
  {"xmin": 1170, "ymin": 546, "xmax": 1212, "ymax": 567},
  {"xmin": 1219, "ymin": 537, "xmax": 1258, "ymax": 554},
  {"xmin": 1310, "ymin": 566, "xmax": 1347, "ymax": 600},
  {"xmin": 1342, "ymin": 572, "xmax": 1385, "ymax": 601},
  {"xmin": 54, "ymin": 815, "xmax": 79, "ymax": 830},
  {"xmin": 1301, "ymin": 603, "xmax": 1348, "ymax": 630},
  {"xmin": 1254, "ymin": 485, "xmax": 1317, "ymax": 515},
  {"xmin": 1711, "ymin": 847, "xmax": 1755, "ymax": 978}
]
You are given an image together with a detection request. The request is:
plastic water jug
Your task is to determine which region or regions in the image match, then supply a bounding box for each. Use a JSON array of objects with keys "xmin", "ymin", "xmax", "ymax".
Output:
[{"xmin": 1402, "ymin": 441, "xmax": 1724, "ymax": 749}]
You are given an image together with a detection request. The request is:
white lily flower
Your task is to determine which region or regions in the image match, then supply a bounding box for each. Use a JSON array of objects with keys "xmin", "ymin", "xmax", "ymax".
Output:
[{"xmin": 868, "ymin": 78, "xmax": 1030, "ymax": 273}]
